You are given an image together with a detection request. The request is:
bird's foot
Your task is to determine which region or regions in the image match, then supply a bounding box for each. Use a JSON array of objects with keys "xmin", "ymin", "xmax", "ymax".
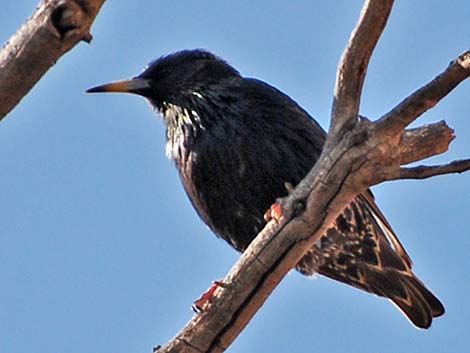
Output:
[
  {"xmin": 264, "ymin": 202, "xmax": 284, "ymax": 223},
  {"xmin": 192, "ymin": 280, "xmax": 226, "ymax": 313}
]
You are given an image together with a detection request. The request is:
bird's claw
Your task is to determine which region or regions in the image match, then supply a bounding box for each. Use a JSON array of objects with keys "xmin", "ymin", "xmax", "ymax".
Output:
[
  {"xmin": 192, "ymin": 280, "xmax": 226, "ymax": 313},
  {"xmin": 264, "ymin": 202, "xmax": 284, "ymax": 223}
]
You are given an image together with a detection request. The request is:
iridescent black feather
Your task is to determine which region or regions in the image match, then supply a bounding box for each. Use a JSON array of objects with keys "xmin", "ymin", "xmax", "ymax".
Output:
[{"xmin": 92, "ymin": 49, "xmax": 445, "ymax": 328}]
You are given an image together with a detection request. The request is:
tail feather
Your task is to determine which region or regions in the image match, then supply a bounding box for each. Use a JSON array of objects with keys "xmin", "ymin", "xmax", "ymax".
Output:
[
  {"xmin": 406, "ymin": 275, "xmax": 445, "ymax": 318},
  {"xmin": 365, "ymin": 269, "xmax": 442, "ymax": 329}
]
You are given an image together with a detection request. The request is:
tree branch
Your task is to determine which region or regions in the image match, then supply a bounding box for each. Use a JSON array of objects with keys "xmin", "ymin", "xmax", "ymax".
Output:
[
  {"xmin": 329, "ymin": 0, "xmax": 394, "ymax": 140},
  {"xmin": 376, "ymin": 51, "xmax": 470, "ymax": 138},
  {"xmin": 390, "ymin": 160, "xmax": 470, "ymax": 181},
  {"xmin": 399, "ymin": 121, "xmax": 455, "ymax": 165},
  {"xmin": 0, "ymin": 0, "xmax": 106, "ymax": 120}
]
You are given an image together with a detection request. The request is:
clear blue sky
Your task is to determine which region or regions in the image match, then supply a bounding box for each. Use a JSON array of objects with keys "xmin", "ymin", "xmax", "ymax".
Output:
[{"xmin": 1, "ymin": 1, "xmax": 469, "ymax": 353}]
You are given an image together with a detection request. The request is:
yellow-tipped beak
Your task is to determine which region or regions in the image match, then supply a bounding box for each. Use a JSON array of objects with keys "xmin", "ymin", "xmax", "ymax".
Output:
[{"xmin": 86, "ymin": 78, "xmax": 151, "ymax": 94}]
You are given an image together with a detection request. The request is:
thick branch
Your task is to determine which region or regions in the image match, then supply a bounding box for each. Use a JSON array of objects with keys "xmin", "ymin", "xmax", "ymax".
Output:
[
  {"xmin": 329, "ymin": 0, "xmax": 394, "ymax": 138},
  {"xmin": 0, "ymin": 0, "xmax": 106, "ymax": 120},
  {"xmin": 389, "ymin": 160, "xmax": 470, "ymax": 181},
  {"xmin": 376, "ymin": 51, "xmax": 470, "ymax": 138}
]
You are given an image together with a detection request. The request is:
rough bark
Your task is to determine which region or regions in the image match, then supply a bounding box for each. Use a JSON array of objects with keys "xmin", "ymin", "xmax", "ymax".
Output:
[{"xmin": 0, "ymin": 0, "xmax": 106, "ymax": 120}]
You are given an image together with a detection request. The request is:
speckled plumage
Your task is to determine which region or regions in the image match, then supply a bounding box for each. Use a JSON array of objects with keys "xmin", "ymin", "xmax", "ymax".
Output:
[{"xmin": 88, "ymin": 49, "xmax": 444, "ymax": 328}]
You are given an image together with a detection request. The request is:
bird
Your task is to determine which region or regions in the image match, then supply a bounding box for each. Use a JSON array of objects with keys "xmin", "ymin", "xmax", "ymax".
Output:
[{"xmin": 87, "ymin": 49, "xmax": 444, "ymax": 328}]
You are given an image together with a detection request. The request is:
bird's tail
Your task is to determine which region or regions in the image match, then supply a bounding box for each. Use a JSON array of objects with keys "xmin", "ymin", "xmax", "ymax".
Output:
[
  {"xmin": 364, "ymin": 268, "xmax": 445, "ymax": 328},
  {"xmin": 296, "ymin": 193, "xmax": 445, "ymax": 328}
]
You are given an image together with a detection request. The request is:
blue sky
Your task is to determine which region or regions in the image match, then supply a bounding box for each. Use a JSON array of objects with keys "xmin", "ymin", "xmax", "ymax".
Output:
[{"xmin": 1, "ymin": 1, "xmax": 469, "ymax": 353}]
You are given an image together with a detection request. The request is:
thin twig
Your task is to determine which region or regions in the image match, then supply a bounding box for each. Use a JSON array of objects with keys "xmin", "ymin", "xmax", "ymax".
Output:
[
  {"xmin": 376, "ymin": 51, "xmax": 470, "ymax": 138},
  {"xmin": 389, "ymin": 160, "xmax": 470, "ymax": 181}
]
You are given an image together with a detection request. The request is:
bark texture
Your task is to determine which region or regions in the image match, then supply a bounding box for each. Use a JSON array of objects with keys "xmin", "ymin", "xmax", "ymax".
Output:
[{"xmin": 0, "ymin": 0, "xmax": 106, "ymax": 120}]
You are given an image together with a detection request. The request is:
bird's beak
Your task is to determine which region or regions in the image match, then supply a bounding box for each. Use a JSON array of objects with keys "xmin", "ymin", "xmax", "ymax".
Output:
[{"xmin": 86, "ymin": 77, "xmax": 151, "ymax": 96}]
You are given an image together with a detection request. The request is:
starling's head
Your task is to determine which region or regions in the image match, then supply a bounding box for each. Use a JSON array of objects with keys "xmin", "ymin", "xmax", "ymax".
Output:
[{"xmin": 87, "ymin": 49, "xmax": 240, "ymax": 110}]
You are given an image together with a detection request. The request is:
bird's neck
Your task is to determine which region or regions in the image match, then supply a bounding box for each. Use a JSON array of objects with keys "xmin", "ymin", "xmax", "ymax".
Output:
[
  {"xmin": 160, "ymin": 99, "xmax": 207, "ymax": 163},
  {"xmin": 158, "ymin": 84, "xmax": 241, "ymax": 165}
]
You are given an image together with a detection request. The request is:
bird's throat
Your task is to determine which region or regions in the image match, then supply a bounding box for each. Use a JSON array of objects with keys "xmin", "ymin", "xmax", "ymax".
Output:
[{"xmin": 161, "ymin": 102, "xmax": 205, "ymax": 161}]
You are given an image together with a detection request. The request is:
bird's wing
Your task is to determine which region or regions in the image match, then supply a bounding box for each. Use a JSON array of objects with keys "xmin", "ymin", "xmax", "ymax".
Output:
[
  {"xmin": 296, "ymin": 193, "xmax": 444, "ymax": 328},
  {"xmin": 358, "ymin": 191, "xmax": 412, "ymax": 268}
]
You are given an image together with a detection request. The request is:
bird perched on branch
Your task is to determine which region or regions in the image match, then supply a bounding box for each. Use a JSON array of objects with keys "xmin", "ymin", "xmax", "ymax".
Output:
[{"xmin": 87, "ymin": 49, "xmax": 444, "ymax": 328}]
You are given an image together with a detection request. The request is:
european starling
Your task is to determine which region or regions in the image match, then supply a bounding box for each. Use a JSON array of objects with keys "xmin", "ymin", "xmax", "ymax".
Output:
[{"xmin": 87, "ymin": 49, "xmax": 444, "ymax": 328}]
